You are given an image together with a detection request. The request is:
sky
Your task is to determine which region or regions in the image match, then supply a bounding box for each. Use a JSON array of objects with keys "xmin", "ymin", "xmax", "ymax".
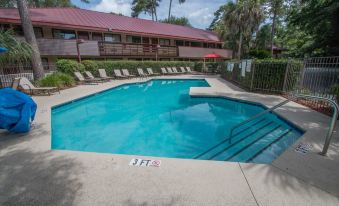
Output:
[{"xmin": 71, "ymin": 0, "xmax": 226, "ymax": 29}]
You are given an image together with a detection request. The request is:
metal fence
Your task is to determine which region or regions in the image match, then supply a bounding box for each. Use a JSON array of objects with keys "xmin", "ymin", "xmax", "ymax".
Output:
[
  {"xmin": 0, "ymin": 64, "xmax": 56, "ymax": 88},
  {"xmin": 221, "ymin": 56, "xmax": 339, "ymax": 116}
]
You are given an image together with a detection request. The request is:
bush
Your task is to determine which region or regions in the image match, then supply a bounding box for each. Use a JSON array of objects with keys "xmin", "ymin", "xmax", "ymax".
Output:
[
  {"xmin": 37, "ymin": 72, "xmax": 75, "ymax": 88},
  {"xmin": 56, "ymin": 59, "xmax": 85, "ymax": 75},
  {"xmin": 247, "ymin": 49, "xmax": 271, "ymax": 59},
  {"xmin": 82, "ymin": 60, "xmax": 99, "ymax": 75}
]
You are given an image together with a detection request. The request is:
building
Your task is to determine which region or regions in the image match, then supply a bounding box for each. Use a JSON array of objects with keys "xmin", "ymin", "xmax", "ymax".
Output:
[{"xmin": 0, "ymin": 8, "xmax": 232, "ymax": 73}]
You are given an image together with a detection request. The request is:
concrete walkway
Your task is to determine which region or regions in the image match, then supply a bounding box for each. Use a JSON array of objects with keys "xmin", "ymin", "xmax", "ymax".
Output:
[{"xmin": 0, "ymin": 75, "xmax": 338, "ymax": 206}]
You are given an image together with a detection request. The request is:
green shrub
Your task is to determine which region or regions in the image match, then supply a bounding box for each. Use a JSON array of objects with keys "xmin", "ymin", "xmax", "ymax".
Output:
[
  {"xmin": 56, "ymin": 59, "xmax": 85, "ymax": 75},
  {"xmin": 38, "ymin": 72, "xmax": 75, "ymax": 88},
  {"xmin": 82, "ymin": 60, "xmax": 99, "ymax": 75},
  {"xmin": 247, "ymin": 49, "xmax": 271, "ymax": 59}
]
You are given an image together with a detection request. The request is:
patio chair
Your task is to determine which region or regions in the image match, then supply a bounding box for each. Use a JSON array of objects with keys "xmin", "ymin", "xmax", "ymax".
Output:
[
  {"xmin": 98, "ymin": 69, "xmax": 114, "ymax": 80},
  {"xmin": 122, "ymin": 69, "xmax": 136, "ymax": 78},
  {"xmin": 17, "ymin": 77, "xmax": 59, "ymax": 96},
  {"xmin": 186, "ymin": 67, "xmax": 193, "ymax": 73},
  {"xmin": 172, "ymin": 67, "xmax": 182, "ymax": 74},
  {"xmin": 74, "ymin": 72, "xmax": 99, "ymax": 84},
  {"xmin": 160, "ymin": 68, "xmax": 168, "ymax": 75},
  {"xmin": 85, "ymin": 71, "xmax": 109, "ymax": 82},
  {"xmin": 137, "ymin": 68, "xmax": 148, "ymax": 78},
  {"xmin": 11, "ymin": 77, "xmax": 20, "ymax": 90},
  {"xmin": 180, "ymin": 67, "xmax": 187, "ymax": 73},
  {"xmin": 166, "ymin": 67, "xmax": 175, "ymax": 75},
  {"xmin": 114, "ymin": 69, "xmax": 129, "ymax": 79},
  {"xmin": 147, "ymin": 68, "xmax": 160, "ymax": 76}
]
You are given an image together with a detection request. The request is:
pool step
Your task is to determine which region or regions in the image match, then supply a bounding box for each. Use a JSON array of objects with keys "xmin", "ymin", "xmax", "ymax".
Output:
[
  {"xmin": 229, "ymin": 128, "xmax": 293, "ymax": 162},
  {"xmin": 196, "ymin": 118, "xmax": 276, "ymax": 160}
]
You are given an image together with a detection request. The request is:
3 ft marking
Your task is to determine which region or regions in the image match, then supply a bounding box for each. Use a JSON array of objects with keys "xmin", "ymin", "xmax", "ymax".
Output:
[{"xmin": 129, "ymin": 158, "xmax": 161, "ymax": 167}]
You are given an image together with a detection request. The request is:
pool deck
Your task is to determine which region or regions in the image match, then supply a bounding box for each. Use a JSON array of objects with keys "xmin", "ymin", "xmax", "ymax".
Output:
[{"xmin": 1, "ymin": 75, "xmax": 338, "ymax": 206}]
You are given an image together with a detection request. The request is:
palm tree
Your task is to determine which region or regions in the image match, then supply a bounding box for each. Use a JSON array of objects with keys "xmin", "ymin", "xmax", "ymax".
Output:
[
  {"xmin": 132, "ymin": 0, "xmax": 161, "ymax": 21},
  {"xmin": 266, "ymin": 0, "xmax": 284, "ymax": 56},
  {"xmin": 168, "ymin": 0, "xmax": 185, "ymax": 19},
  {"xmin": 17, "ymin": 0, "xmax": 44, "ymax": 80},
  {"xmin": 223, "ymin": 0, "xmax": 264, "ymax": 59}
]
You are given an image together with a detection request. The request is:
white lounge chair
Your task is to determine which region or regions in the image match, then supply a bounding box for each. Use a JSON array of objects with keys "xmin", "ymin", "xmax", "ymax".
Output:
[
  {"xmin": 114, "ymin": 69, "xmax": 129, "ymax": 79},
  {"xmin": 172, "ymin": 67, "xmax": 181, "ymax": 74},
  {"xmin": 137, "ymin": 68, "xmax": 148, "ymax": 78},
  {"xmin": 85, "ymin": 71, "xmax": 108, "ymax": 82},
  {"xmin": 147, "ymin": 68, "xmax": 159, "ymax": 76},
  {"xmin": 17, "ymin": 77, "xmax": 59, "ymax": 95},
  {"xmin": 186, "ymin": 67, "xmax": 193, "ymax": 73},
  {"xmin": 161, "ymin": 68, "xmax": 168, "ymax": 75},
  {"xmin": 74, "ymin": 72, "xmax": 99, "ymax": 84},
  {"xmin": 180, "ymin": 67, "xmax": 187, "ymax": 73},
  {"xmin": 122, "ymin": 69, "xmax": 136, "ymax": 78},
  {"xmin": 166, "ymin": 67, "xmax": 175, "ymax": 75},
  {"xmin": 98, "ymin": 69, "xmax": 114, "ymax": 80}
]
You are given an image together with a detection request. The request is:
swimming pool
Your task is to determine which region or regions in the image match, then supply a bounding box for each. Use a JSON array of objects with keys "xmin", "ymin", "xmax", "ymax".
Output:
[{"xmin": 52, "ymin": 79, "xmax": 303, "ymax": 163}]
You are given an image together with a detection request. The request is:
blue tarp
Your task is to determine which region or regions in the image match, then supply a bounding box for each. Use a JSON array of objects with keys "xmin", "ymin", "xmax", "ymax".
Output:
[{"xmin": 0, "ymin": 88, "xmax": 37, "ymax": 133}]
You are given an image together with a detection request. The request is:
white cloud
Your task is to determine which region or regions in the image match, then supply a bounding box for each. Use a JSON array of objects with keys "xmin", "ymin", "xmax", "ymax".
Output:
[{"xmin": 91, "ymin": 0, "xmax": 132, "ymax": 16}]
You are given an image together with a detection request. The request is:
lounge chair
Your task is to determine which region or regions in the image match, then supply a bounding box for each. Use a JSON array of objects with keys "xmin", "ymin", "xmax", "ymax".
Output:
[
  {"xmin": 98, "ymin": 69, "xmax": 114, "ymax": 80},
  {"xmin": 166, "ymin": 67, "xmax": 175, "ymax": 75},
  {"xmin": 17, "ymin": 77, "xmax": 59, "ymax": 95},
  {"xmin": 147, "ymin": 68, "xmax": 159, "ymax": 76},
  {"xmin": 85, "ymin": 71, "xmax": 109, "ymax": 82},
  {"xmin": 122, "ymin": 69, "xmax": 136, "ymax": 78},
  {"xmin": 114, "ymin": 69, "xmax": 129, "ymax": 79},
  {"xmin": 160, "ymin": 68, "xmax": 168, "ymax": 75},
  {"xmin": 137, "ymin": 68, "xmax": 148, "ymax": 78},
  {"xmin": 74, "ymin": 72, "xmax": 99, "ymax": 84},
  {"xmin": 180, "ymin": 67, "xmax": 187, "ymax": 73},
  {"xmin": 172, "ymin": 67, "xmax": 182, "ymax": 74},
  {"xmin": 186, "ymin": 67, "xmax": 193, "ymax": 73}
]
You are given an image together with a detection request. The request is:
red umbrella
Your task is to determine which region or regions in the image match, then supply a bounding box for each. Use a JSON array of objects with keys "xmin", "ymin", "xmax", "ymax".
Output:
[{"xmin": 204, "ymin": 53, "xmax": 221, "ymax": 58}]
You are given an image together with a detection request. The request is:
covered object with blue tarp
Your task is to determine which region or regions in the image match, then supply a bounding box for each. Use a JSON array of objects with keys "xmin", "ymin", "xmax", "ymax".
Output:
[{"xmin": 0, "ymin": 88, "xmax": 37, "ymax": 133}]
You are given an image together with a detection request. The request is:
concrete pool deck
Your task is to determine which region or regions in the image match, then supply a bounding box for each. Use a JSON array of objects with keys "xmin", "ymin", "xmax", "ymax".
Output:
[{"xmin": 0, "ymin": 75, "xmax": 338, "ymax": 206}]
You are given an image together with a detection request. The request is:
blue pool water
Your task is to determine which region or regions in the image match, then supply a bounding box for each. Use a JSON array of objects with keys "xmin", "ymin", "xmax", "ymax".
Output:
[{"xmin": 52, "ymin": 79, "xmax": 303, "ymax": 163}]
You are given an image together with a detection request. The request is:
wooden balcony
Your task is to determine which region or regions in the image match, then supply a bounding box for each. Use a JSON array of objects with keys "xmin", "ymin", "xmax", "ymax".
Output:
[{"xmin": 98, "ymin": 42, "xmax": 178, "ymax": 57}]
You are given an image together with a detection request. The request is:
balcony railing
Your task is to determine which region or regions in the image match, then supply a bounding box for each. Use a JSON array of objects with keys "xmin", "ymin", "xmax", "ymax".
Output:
[{"xmin": 98, "ymin": 42, "xmax": 178, "ymax": 57}]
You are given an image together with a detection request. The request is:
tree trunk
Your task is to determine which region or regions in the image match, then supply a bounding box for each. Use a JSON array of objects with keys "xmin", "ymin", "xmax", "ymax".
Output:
[
  {"xmin": 168, "ymin": 0, "xmax": 173, "ymax": 19},
  {"xmin": 237, "ymin": 31, "xmax": 243, "ymax": 59},
  {"xmin": 17, "ymin": 0, "xmax": 44, "ymax": 80},
  {"xmin": 153, "ymin": 2, "xmax": 158, "ymax": 21},
  {"xmin": 270, "ymin": 10, "xmax": 277, "ymax": 57}
]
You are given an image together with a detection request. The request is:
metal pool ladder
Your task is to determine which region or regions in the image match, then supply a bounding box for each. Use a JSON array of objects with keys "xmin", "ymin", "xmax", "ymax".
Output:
[{"xmin": 229, "ymin": 94, "xmax": 338, "ymax": 156}]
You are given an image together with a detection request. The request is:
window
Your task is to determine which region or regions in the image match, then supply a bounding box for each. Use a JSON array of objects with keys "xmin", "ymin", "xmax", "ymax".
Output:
[
  {"xmin": 41, "ymin": 58, "xmax": 49, "ymax": 70},
  {"xmin": 175, "ymin": 40, "xmax": 184, "ymax": 46},
  {"xmin": 13, "ymin": 25, "xmax": 24, "ymax": 36},
  {"xmin": 191, "ymin": 42, "xmax": 202, "ymax": 47},
  {"xmin": 203, "ymin": 43, "xmax": 208, "ymax": 48},
  {"xmin": 34, "ymin": 27, "xmax": 43, "ymax": 38},
  {"xmin": 208, "ymin": 43, "xmax": 216, "ymax": 48},
  {"xmin": 159, "ymin": 39, "xmax": 170, "ymax": 46},
  {"xmin": 184, "ymin": 41, "xmax": 190, "ymax": 46},
  {"xmin": 127, "ymin": 35, "xmax": 141, "ymax": 43},
  {"xmin": 0, "ymin": 24, "xmax": 10, "ymax": 31},
  {"xmin": 53, "ymin": 29, "xmax": 76, "ymax": 39},
  {"xmin": 216, "ymin": 44, "xmax": 222, "ymax": 49},
  {"xmin": 92, "ymin": 33, "xmax": 103, "ymax": 41},
  {"xmin": 78, "ymin": 31, "xmax": 89, "ymax": 40},
  {"xmin": 104, "ymin": 33, "xmax": 121, "ymax": 42}
]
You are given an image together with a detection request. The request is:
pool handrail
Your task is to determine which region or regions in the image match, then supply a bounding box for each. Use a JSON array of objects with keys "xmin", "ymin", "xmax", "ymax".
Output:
[{"xmin": 229, "ymin": 94, "xmax": 338, "ymax": 156}]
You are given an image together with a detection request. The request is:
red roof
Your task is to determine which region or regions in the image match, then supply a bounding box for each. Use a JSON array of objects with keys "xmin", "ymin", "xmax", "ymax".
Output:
[{"xmin": 0, "ymin": 8, "xmax": 221, "ymax": 43}]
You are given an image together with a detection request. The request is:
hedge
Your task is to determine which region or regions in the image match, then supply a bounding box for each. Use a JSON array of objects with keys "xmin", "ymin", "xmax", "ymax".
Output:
[
  {"xmin": 221, "ymin": 59, "xmax": 303, "ymax": 93},
  {"xmin": 37, "ymin": 72, "xmax": 75, "ymax": 88},
  {"xmin": 56, "ymin": 59, "xmax": 85, "ymax": 75}
]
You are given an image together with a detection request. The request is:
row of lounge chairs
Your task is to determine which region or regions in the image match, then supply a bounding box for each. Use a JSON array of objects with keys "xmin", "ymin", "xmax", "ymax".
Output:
[{"xmin": 73, "ymin": 67, "xmax": 194, "ymax": 83}]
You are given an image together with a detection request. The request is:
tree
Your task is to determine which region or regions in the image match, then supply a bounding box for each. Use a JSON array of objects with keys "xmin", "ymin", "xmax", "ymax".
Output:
[
  {"xmin": 160, "ymin": 16, "xmax": 191, "ymax": 27},
  {"xmin": 168, "ymin": 0, "xmax": 185, "ymax": 19},
  {"xmin": 1, "ymin": 0, "xmax": 90, "ymax": 7},
  {"xmin": 255, "ymin": 24, "xmax": 271, "ymax": 49},
  {"xmin": 265, "ymin": 0, "xmax": 285, "ymax": 56},
  {"xmin": 289, "ymin": 0, "xmax": 339, "ymax": 56},
  {"xmin": 132, "ymin": 0, "xmax": 161, "ymax": 21},
  {"xmin": 17, "ymin": 0, "xmax": 44, "ymax": 80},
  {"xmin": 0, "ymin": 30, "xmax": 32, "ymax": 65}
]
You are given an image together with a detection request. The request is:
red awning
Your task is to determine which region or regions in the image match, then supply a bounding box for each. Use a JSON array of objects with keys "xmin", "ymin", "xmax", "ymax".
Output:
[{"xmin": 204, "ymin": 53, "xmax": 221, "ymax": 58}]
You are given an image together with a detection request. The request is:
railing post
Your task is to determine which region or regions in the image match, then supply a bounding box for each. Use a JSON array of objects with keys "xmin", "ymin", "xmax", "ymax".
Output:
[
  {"xmin": 282, "ymin": 58, "xmax": 291, "ymax": 93},
  {"xmin": 250, "ymin": 59, "xmax": 256, "ymax": 92}
]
